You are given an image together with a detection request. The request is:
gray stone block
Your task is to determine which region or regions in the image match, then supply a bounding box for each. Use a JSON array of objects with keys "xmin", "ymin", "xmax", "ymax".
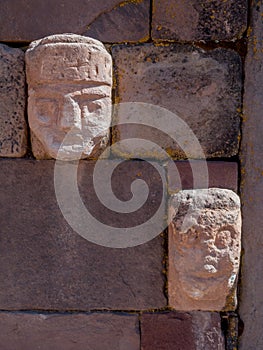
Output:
[
  {"xmin": 152, "ymin": 0, "xmax": 247, "ymax": 41},
  {"xmin": 0, "ymin": 44, "xmax": 27, "ymax": 157},
  {"xmin": 112, "ymin": 44, "xmax": 242, "ymax": 159}
]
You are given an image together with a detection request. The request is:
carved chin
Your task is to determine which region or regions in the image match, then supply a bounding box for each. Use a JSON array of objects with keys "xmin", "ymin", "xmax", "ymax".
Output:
[
  {"xmin": 180, "ymin": 275, "xmax": 229, "ymax": 301},
  {"xmin": 39, "ymin": 131, "xmax": 95, "ymax": 159}
]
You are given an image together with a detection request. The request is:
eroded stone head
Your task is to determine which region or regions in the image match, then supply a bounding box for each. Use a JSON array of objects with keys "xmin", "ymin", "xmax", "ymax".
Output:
[
  {"xmin": 26, "ymin": 34, "xmax": 112, "ymax": 159},
  {"xmin": 168, "ymin": 188, "xmax": 241, "ymax": 311}
]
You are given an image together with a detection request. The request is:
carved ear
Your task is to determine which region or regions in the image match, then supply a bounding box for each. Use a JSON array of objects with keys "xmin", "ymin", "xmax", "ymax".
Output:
[{"xmin": 30, "ymin": 131, "xmax": 51, "ymax": 159}]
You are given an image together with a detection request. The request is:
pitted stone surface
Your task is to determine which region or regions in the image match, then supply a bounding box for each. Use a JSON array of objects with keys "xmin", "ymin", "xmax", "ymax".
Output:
[
  {"xmin": 0, "ymin": 159, "xmax": 166, "ymax": 310},
  {"xmin": 0, "ymin": 44, "xmax": 27, "ymax": 157},
  {"xmin": 0, "ymin": 0, "xmax": 149, "ymax": 43},
  {"xmin": 152, "ymin": 0, "xmax": 247, "ymax": 41},
  {"xmin": 112, "ymin": 44, "xmax": 242, "ymax": 159},
  {"xmin": 141, "ymin": 311, "xmax": 224, "ymax": 349},
  {"xmin": 26, "ymin": 34, "xmax": 112, "ymax": 160},
  {"xmin": 168, "ymin": 188, "xmax": 241, "ymax": 311},
  {"xmin": 0, "ymin": 312, "xmax": 140, "ymax": 350}
]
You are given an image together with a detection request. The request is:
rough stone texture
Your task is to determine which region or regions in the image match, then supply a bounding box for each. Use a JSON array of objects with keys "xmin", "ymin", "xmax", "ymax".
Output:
[
  {"xmin": 26, "ymin": 34, "xmax": 112, "ymax": 160},
  {"xmin": 239, "ymin": 1, "xmax": 263, "ymax": 349},
  {"xmin": 84, "ymin": 0, "xmax": 150, "ymax": 43},
  {"xmin": 0, "ymin": 312, "xmax": 140, "ymax": 350},
  {"xmin": 0, "ymin": 159, "xmax": 166, "ymax": 310},
  {"xmin": 167, "ymin": 161, "xmax": 238, "ymax": 193},
  {"xmin": 0, "ymin": 0, "xmax": 150, "ymax": 43},
  {"xmin": 191, "ymin": 312, "xmax": 225, "ymax": 349},
  {"xmin": 168, "ymin": 188, "xmax": 241, "ymax": 311},
  {"xmin": 0, "ymin": 44, "xmax": 27, "ymax": 157},
  {"xmin": 112, "ymin": 44, "xmax": 242, "ymax": 159},
  {"xmin": 141, "ymin": 311, "xmax": 224, "ymax": 349},
  {"xmin": 152, "ymin": 0, "xmax": 247, "ymax": 41}
]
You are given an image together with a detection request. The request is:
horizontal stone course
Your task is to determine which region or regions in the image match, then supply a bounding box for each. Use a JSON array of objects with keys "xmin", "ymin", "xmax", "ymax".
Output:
[
  {"xmin": 141, "ymin": 311, "xmax": 225, "ymax": 349},
  {"xmin": 152, "ymin": 0, "xmax": 247, "ymax": 41},
  {"xmin": 0, "ymin": 0, "xmax": 150, "ymax": 43},
  {"xmin": 0, "ymin": 159, "xmax": 166, "ymax": 310},
  {"xmin": 0, "ymin": 312, "xmax": 140, "ymax": 350},
  {"xmin": 112, "ymin": 43, "xmax": 242, "ymax": 159}
]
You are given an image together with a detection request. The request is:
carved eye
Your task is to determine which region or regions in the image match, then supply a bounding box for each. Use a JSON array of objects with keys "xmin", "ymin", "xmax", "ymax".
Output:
[
  {"xmin": 215, "ymin": 230, "xmax": 232, "ymax": 249},
  {"xmin": 186, "ymin": 228, "xmax": 200, "ymax": 243},
  {"xmin": 35, "ymin": 99, "xmax": 57, "ymax": 125},
  {"xmin": 87, "ymin": 101, "xmax": 102, "ymax": 113},
  {"xmin": 80, "ymin": 101, "xmax": 102, "ymax": 118}
]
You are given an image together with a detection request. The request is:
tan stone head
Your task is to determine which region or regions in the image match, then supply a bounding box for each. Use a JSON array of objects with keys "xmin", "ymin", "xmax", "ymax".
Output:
[
  {"xmin": 169, "ymin": 188, "xmax": 241, "ymax": 311},
  {"xmin": 26, "ymin": 34, "xmax": 112, "ymax": 159}
]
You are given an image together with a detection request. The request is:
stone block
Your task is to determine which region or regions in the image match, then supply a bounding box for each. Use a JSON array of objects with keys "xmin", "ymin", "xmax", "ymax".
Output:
[
  {"xmin": 112, "ymin": 44, "xmax": 242, "ymax": 159},
  {"xmin": 0, "ymin": 312, "xmax": 140, "ymax": 350},
  {"xmin": 0, "ymin": 159, "xmax": 166, "ymax": 310},
  {"xmin": 239, "ymin": 1, "xmax": 263, "ymax": 349},
  {"xmin": 0, "ymin": 0, "xmax": 150, "ymax": 43},
  {"xmin": 167, "ymin": 161, "xmax": 238, "ymax": 193},
  {"xmin": 152, "ymin": 0, "xmax": 247, "ymax": 41},
  {"xmin": 0, "ymin": 44, "xmax": 27, "ymax": 157},
  {"xmin": 168, "ymin": 188, "xmax": 241, "ymax": 311},
  {"xmin": 141, "ymin": 311, "xmax": 225, "ymax": 349},
  {"xmin": 84, "ymin": 0, "xmax": 150, "ymax": 43}
]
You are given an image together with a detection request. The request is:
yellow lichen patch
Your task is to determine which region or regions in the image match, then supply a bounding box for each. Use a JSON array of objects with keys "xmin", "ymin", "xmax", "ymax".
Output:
[{"xmin": 119, "ymin": 0, "xmax": 143, "ymax": 8}]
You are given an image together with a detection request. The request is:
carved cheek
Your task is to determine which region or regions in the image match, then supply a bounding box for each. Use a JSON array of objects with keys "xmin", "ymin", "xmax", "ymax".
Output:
[{"xmin": 34, "ymin": 98, "xmax": 58, "ymax": 126}]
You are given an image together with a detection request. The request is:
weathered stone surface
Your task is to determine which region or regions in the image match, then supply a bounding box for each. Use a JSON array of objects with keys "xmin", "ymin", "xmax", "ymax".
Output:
[
  {"xmin": 84, "ymin": 0, "xmax": 150, "ymax": 43},
  {"xmin": 0, "ymin": 0, "xmax": 150, "ymax": 43},
  {"xmin": 167, "ymin": 161, "xmax": 238, "ymax": 193},
  {"xmin": 239, "ymin": 2, "xmax": 263, "ymax": 349},
  {"xmin": 141, "ymin": 311, "xmax": 224, "ymax": 349},
  {"xmin": 112, "ymin": 44, "xmax": 242, "ymax": 159},
  {"xmin": 26, "ymin": 34, "xmax": 112, "ymax": 160},
  {"xmin": 0, "ymin": 312, "xmax": 140, "ymax": 350},
  {"xmin": 152, "ymin": 0, "xmax": 247, "ymax": 41},
  {"xmin": 0, "ymin": 159, "xmax": 166, "ymax": 310},
  {"xmin": 191, "ymin": 312, "xmax": 225, "ymax": 349},
  {"xmin": 0, "ymin": 44, "xmax": 27, "ymax": 157},
  {"xmin": 168, "ymin": 188, "xmax": 241, "ymax": 311}
]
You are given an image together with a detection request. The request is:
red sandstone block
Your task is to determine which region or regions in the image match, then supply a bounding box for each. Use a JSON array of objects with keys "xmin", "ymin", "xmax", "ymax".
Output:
[
  {"xmin": 152, "ymin": 0, "xmax": 247, "ymax": 41},
  {"xmin": 167, "ymin": 161, "xmax": 238, "ymax": 193},
  {"xmin": 0, "ymin": 0, "xmax": 150, "ymax": 43},
  {"xmin": 0, "ymin": 312, "xmax": 140, "ymax": 350},
  {"xmin": 141, "ymin": 312, "xmax": 225, "ymax": 350},
  {"xmin": 0, "ymin": 159, "xmax": 166, "ymax": 310}
]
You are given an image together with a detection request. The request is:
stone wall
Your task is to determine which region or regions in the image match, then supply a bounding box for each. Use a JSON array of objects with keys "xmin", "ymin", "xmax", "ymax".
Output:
[{"xmin": 0, "ymin": 1, "xmax": 262, "ymax": 349}]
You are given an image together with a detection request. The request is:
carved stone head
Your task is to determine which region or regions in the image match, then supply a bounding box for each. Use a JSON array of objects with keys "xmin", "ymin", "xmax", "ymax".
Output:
[
  {"xmin": 26, "ymin": 34, "xmax": 112, "ymax": 159},
  {"xmin": 169, "ymin": 188, "xmax": 241, "ymax": 311}
]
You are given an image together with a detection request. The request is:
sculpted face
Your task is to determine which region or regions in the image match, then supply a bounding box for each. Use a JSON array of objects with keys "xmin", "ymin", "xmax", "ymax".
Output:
[
  {"xmin": 169, "ymin": 189, "xmax": 241, "ymax": 311},
  {"xmin": 26, "ymin": 34, "xmax": 112, "ymax": 159}
]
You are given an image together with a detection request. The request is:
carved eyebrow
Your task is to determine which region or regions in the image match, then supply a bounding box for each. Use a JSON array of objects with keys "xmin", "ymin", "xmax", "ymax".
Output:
[{"xmin": 76, "ymin": 92, "xmax": 108, "ymax": 100}]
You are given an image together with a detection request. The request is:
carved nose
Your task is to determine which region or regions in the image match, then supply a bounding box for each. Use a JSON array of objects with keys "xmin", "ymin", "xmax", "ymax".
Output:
[{"xmin": 59, "ymin": 98, "xmax": 81, "ymax": 131}]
